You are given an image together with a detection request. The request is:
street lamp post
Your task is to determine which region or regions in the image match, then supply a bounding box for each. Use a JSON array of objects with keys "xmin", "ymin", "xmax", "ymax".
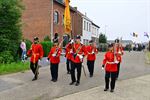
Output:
[{"xmin": 104, "ymin": 25, "xmax": 108, "ymax": 35}]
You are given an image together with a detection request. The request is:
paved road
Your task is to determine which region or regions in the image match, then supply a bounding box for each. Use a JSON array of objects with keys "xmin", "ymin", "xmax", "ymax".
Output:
[
  {"xmin": 54, "ymin": 74, "xmax": 150, "ymax": 100},
  {"xmin": 0, "ymin": 52, "xmax": 150, "ymax": 100}
]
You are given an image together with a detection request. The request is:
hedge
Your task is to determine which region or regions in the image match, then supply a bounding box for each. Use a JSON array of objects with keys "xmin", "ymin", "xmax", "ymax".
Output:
[{"xmin": 40, "ymin": 41, "xmax": 53, "ymax": 57}]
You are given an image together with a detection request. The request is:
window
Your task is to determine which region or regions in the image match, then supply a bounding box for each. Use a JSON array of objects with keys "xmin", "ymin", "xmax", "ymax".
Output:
[
  {"xmin": 54, "ymin": 11, "xmax": 59, "ymax": 24},
  {"xmin": 87, "ymin": 22, "xmax": 88, "ymax": 31},
  {"xmin": 84, "ymin": 21, "xmax": 86, "ymax": 30},
  {"xmin": 62, "ymin": 15, "xmax": 64, "ymax": 25},
  {"xmin": 89, "ymin": 24, "xmax": 91, "ymax": 32}
]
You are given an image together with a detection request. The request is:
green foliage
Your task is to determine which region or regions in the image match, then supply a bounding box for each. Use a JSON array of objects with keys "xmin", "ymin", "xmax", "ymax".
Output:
[
  {"xmin": 0, "ymin": 0, "xmax": 24, "ymax": 63},
  {"xmin": 98, "ymin": 44, "xmax": 108, "ymax": 52},
  {"xmin": 0, "ymin": 51, "xmax": 14, "ymax": 64},
  {"xmin": 44, "ymin": 35, "xmax": 51, "ymax": 41},
  {"xmin": 25, "ymin": 39, "xmax": 32, "ymax": 50},
  {"xmin": 99, "ymin": 33, "xmax": 107, "ymax": 43},
  {"xmin": 40, "ymin": 41, "xmax": 53, "ymax": 57},
  {"xmin": 0, "ymin": 62, "xmax": 29, "ymax": 75},
  {"xmin": 146, "ymin": 52, "xmax": 150, "ymax": 64}
]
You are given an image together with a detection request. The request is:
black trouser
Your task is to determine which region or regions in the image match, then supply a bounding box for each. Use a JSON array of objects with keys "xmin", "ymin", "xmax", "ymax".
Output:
[
  {"xmin": 66, "ymin": 59, "xmax": 71, "ymax": 73},
  {"xmin": 87, "ymin": 60, "xmax": 95, "ymax": 76},
  {"xmin": 105, "ymin": 71, "xmax": 117, "ymax": 90},
  {"xmin": 116, "ymin": 62, "xmax": 121, "ymax": 78},
  {"xmin": 30, "ymin": 62, "xmax": 39, "ymax": 78},
  {"xmin": 71, "ymin": 61, "xmax": 82, "ymax": 83},
  {"xmin": 50, "ymin": 63, "xmax": 59, "ymax": 80}
]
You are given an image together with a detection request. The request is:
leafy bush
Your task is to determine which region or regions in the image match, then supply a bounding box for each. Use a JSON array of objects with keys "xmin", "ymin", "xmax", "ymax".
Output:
[
  {"xmin": 0, "ymin": 51, "xmax": 14, "ymax": 64},
  {"xmin": 40, "ymin": 41, "xmax": 53, "ymax": 57},
  {"xmin": 99, "ymin": 33, "xmax": 107, "ymax": 44},
  {"xmin": 44, "ymin": 35, "xmax": 51, "ymax": 41},
  {"xmin": 98, "ymin": 43, "xmax": 108, "ymax": 52},
  {"xmin": 25, "ymin": 39, "xmax": 32, "ymax": 50},
  {"xmin": 0, "ymin": 0, "xmax": 23, "ymax": 63}
]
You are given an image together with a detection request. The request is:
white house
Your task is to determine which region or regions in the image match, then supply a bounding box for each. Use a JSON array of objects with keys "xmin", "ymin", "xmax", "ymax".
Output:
[
  {"xmin": 81, "ymin": 15, "xmax": 92, "ymax": 45},
  {"xmin": 92, "ymin": 22, "xmax": 100, "ymax": 44}
]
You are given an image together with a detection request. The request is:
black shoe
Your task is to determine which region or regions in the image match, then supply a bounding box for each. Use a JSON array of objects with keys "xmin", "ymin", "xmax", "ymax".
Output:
[
  {"xmin": 110, "ymin": 89, "xmax": 114, "ymax": 92},
  {"xmin": 104, "ymin": 88, "xmax": 108, "ymax": 91},
  {"xmin": 75, "ymin": 82, "xmax": 80, "ymax": 86},
  {"xmin": 52, "ymin": 79, "xmax": 57, "ymax": 82},
  {"xmin": 32, "ymin": 77, "xmax": 37, "ymax": 81},
  {"xmin": 67, "ymin": 71, "xmax": 70, "ymax": 74},
  {"xmin": 90, "ymin": 75, "xmax": 93, "ymax": 77},
  {"xmin": 69, "ymin": 81, "xmax": 76, "ymax": 85}
]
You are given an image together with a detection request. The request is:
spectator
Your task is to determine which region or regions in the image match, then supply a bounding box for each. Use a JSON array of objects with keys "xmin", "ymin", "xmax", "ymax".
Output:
[{"xmin": 20, "ymin": 39, "xmax": 27, "ymax": 61}]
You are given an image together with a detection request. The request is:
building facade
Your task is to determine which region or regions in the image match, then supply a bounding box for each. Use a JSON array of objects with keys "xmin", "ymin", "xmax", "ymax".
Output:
[
  {"xmin": 22, "ymin": 0, "xmax": 52, "ymax": 41},
  {"xmin": 22, "ymin": 0, "xmax": 99, "ymax": 43},
  {"xmin": 81, "ymin": 15, "xmax": 92, "ymax": 45},
  {"xmin": 22, "ymin": 0, "xmax": 82, "ymax": 41},
  {"xmin": 92, "ymin": 23, "xmax": 100, "ymax": 45}
]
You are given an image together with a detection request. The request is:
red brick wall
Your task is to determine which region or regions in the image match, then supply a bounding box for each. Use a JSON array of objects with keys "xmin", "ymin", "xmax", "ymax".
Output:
[
  {"xmin": 22, "ymin": 0, "xmax": 82, "ymax": 41},
  {"xmin": 73, "ymin": 11, "xmax": 83, "ymax": 37},
  {"xmin": 22, "ymin": 0, "xmax": 51, "ymax": 41},
  {"xmin": 53, "ymin": 2, "xmax": 75, "ymax": 39}
]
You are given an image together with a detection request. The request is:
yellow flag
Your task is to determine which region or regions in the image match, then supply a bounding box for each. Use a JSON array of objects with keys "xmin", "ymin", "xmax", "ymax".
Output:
[{"xmin": 64, "ymin": 0, "xmax": 71, "ymax": 34}]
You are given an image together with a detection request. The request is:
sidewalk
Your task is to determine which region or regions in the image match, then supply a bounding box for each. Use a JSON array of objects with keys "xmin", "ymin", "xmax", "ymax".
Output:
[{"xmin": 54, "ymin": 74, "xmax": 150, "ymax": 100}]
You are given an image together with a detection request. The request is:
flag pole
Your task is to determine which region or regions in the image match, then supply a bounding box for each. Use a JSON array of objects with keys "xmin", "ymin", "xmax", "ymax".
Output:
[{"xmin": 51, "ymin": 0, "xmax": 54, "ymax": 41}]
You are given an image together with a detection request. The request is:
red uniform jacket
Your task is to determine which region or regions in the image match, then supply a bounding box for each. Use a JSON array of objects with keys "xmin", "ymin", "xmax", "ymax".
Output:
[
  {"xmin": 115, "ymin": 46, "xmax": 124, "ymax": 62},
  {"xmin": 27, "ymin": 44, "xmax": 44, "ymax": 63},
  {"xmin": 70, "ymin": 43, "xmax": 87, "ymax": 63},
  {"xmin": 65, "ymin": 43, "xmax": 72, "ymax": 60},
  {"xmin": 103, "ymin": 51, "xmax": 117, "ymax": 72},
  {"xmin": 86, "ymin": 45, "xmax": 98, "ymax": 61},
  {"xmin": 48, "ymin": 46, "xmax": 62, "ymax": 64}
]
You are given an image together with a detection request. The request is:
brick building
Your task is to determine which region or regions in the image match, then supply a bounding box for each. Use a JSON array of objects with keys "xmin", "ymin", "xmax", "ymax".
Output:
[{"xmin": 22, "ymin": 0, "xmax": 82, "ymax": 41}]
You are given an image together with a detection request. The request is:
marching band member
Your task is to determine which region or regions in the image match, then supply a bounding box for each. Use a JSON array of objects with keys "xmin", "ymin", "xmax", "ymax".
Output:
[
  {"xmin": 68, "ymin": 35, "xmax": 87, "ymax": 86},
  {"xmin": 27, "ymin": 37, "xmax": 44, "ymax": 81},
  {"xmin": 47, "ymin": 34, "xmax": 62, "ymax": 82},
  {"xmin": 86, "ymin": 40, "xmax": 98, "ymax": 77},
  {"xmin": 102, "ymin": 43, "xmax": 118, "ymax": 92},
  {"xmin": 65, "ymin": 39, "xmax": 74, "ymax": 74},
  {"xmin": 114, "ymin": 39, "xmax": 124, "ymax": 79}
]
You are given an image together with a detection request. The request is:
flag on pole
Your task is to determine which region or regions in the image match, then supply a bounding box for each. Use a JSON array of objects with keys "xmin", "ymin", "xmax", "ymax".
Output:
[
  {"xmin": 64, "ymin": 0, "xmax": 71, "ymax": 34},
  {"xmin": 144, "ymin": 32, "xmax": 149, "ymax": 38},
  {"xmin": 133, "ymin": 32, "xmax": 138, "ymax": 37}
]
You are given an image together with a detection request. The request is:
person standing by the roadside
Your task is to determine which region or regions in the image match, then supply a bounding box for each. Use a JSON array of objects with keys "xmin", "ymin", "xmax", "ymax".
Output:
[{"xmin": 20, "ymin": 39, "xmax": 27, "ymax": 61}]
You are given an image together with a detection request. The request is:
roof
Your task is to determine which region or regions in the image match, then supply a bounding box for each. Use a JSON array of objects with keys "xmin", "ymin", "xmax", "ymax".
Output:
[
  {"xmin": 54, "ymin": 0, "xmax": 76, "ymax": 12},
  {"xmin": 82, "ymin": 15, "xmax": 92, "ymax": 22},
  {"xmin": 107, "ymin": 40, "xmax": 133, "ymax": 44},
  {"xmin": 92, "ymin": 22, "xmax": 100, "ymax": 28}
]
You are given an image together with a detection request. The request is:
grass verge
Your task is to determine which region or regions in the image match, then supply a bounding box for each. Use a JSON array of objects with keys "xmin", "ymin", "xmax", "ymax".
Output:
[
  {"xmin": 146, "ymin": 52, "xmax": 150, "ymax": 64},
  {"xmin": 0, "ymin": 62, "xmax": 30, "ymax": 75}
]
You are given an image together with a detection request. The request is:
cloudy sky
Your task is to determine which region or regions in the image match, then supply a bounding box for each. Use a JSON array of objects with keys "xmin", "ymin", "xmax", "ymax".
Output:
[{"xmin": 70, "ymin": 0, "xmax": 150, "ymax": 43}]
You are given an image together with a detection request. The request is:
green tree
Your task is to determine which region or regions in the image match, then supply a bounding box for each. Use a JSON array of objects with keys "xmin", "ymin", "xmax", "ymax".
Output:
[
  {"xmin": 0, "ymin": 0, "xmax": 23, "ymax": 63},
  {"xmin": 99, "ymin": 33, "xmax": 107, "ymax": 43}
]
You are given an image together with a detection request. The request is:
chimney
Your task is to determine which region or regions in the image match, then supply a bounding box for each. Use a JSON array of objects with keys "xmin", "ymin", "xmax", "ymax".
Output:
[
  {"xmin": 85, "ymin": 12, "xmax": 87, "ymax": 16},
  {"xmin": 74, "ymin": 7, "xmax": 77, "ymax": 10}
]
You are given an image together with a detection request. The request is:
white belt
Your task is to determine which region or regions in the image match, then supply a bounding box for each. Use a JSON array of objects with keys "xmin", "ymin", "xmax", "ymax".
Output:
[{"xmin": 107, "ymin": 61, "xmax": 119, "ymax": 64}]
